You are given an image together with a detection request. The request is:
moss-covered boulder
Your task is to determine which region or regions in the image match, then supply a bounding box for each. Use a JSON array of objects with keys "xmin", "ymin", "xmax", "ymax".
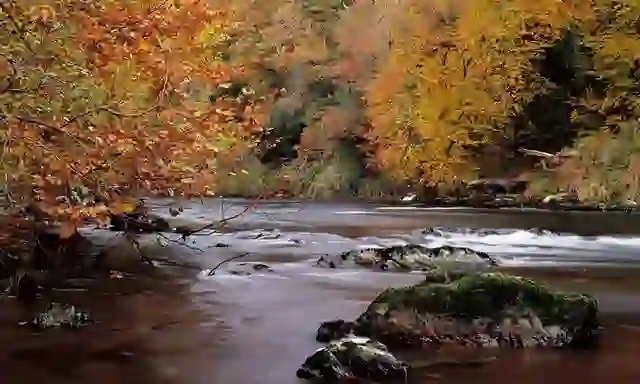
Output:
[
  {"xmin": 316, "ymin": 245, "xmax": 498, "ymax": 272},
  {"xmin": 296, "ymin": 337, "xmax": 409, "ymax": 383},
  {"xmin": 319, "ymin": 271, "xmax": 600, "ymax": 349}
]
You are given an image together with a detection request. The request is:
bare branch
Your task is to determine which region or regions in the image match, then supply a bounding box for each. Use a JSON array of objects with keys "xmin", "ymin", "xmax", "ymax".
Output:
[
  {"xmin": 207, "ymin": 252, "xmax": 251, "ymax": 276},
  {"xmin": 176, "ymin": 203, "xmax": 254, "ymax": 239},
  {"xmin": 156, "ymin": 232, "xmax": 205, "ymax": 253}
]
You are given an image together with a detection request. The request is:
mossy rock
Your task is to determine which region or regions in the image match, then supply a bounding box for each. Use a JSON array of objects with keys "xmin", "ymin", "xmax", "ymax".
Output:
[
  {"xmin": 296, "ymin": 337, "xmax": 408, "ymax": 383},
  {"xmin": 320, "ymin": 271, "xmax": 600, "ymax": 349}
]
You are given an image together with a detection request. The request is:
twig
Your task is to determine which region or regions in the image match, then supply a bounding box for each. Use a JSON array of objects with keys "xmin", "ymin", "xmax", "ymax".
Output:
[
  {"xmin": 207, "ymin": 252, "xmax": 251, "ymax": 276},
  {"xmin": 156, "ymin": 232, "xmax": 204, "ymax": 253},
  {"xmin": 177, "ymin": 204, "xmax": 254, "ymax": 239}
]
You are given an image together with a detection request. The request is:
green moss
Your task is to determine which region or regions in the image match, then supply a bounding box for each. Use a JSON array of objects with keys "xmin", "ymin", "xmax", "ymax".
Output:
[
  {"xmin": 297, "ymin": 337, "xmax": 408, "ymax": 382},
  {"xmin": 362, "ymin": 272, "xmax": 597, "ymax": 325}
]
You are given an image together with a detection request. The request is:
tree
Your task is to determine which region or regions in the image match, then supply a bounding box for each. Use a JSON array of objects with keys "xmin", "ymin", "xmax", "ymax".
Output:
[
  {"xmin": 0, "ymin": 0, "xmax": 263, "ymax": 234},
  {"xmin": 364, "ymin": 0, "xmax": 588, "ymax": 186}
]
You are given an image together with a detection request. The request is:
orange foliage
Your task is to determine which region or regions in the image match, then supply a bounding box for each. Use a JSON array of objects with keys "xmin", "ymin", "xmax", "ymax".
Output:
[{"xmin": 0, "ymin": 0, "xmax": 265, "ymax": 230}]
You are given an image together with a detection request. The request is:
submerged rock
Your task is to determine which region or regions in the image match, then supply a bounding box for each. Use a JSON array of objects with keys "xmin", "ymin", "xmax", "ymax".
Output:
[
  {"xmin": 25, "ymin": 302, "xmax": 92, "ymax": 330},
  {"xmin": 318, "ymin": 271, "xmax": 600, "ymax": 349},
  {"xmin": 226, "ymin": 262, "xmax": 275, "ymax": 276},
  {"xmin": 316, "ymin": 245, "xmax": 498, "ymax": 272},
  {"xmin": 297, "ymin": 337, "xmax": 409, "ymax": 383}
]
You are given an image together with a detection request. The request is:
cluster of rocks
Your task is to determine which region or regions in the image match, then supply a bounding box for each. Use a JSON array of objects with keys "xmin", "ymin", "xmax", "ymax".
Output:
[
  {"xmin": 316, "ymin": 244, "xmax": 498, "ymax": 272},
  {"xmin": 297, "ymin": 271, "xmax": 601, "ymax": 382}
]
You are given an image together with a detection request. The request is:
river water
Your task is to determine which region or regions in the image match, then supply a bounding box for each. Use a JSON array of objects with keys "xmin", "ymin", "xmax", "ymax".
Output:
[{"xmin": 3, "ymin": 200, "xmax": 640, "ymax": 383}]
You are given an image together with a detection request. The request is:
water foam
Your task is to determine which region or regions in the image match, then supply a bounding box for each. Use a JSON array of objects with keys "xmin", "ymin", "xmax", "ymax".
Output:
[{"xmin": 418, "ymin": 227, "xmax": 640, "ymax": 267}]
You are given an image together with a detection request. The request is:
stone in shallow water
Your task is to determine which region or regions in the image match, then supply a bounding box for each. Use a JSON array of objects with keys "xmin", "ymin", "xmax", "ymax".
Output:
[
  {"xmin": 316, "ymin": 244, "xmax": 498, "ymax": 272},
  {"xmin": 297, "ymin": 337, "xmax": 408, "ymax": 382},
  {"xmin": 319, "ymin": 271, "xmax": 600, "ymax": 349},
  {"xmin": 25, "ymin": 302, "xmax": 92, "ymax": 330},
  {"xmin": 317, "ymin": 319, "xmax": 356, "ymax": 343}
]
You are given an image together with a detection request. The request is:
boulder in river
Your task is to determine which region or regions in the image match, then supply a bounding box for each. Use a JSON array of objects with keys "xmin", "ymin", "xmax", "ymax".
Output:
[
  {"xmin": 296, "ymin": 336, "xmax": 409, "ymax": 383},
  {"xmin": 316, "ymin": 245, "xmax": 498, "ymax": 272},
  {"xmin": 316, "ymin": 271, "xmax": 600, "ymax": 349}
]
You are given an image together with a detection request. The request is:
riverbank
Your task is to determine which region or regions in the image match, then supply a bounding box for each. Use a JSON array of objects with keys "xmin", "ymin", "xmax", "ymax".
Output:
[{"xmin": 214, "ymin": 190, "xmax": 640, "ymax": 213}]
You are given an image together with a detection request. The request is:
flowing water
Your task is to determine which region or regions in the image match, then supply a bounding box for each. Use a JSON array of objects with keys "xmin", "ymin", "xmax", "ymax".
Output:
[{"xmin": 3, "ymin": 200, "xmax": 640, "ymax": 383}]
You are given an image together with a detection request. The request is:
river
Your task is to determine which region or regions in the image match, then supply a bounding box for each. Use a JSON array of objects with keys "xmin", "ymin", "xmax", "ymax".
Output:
[{"xmin": 3, "ymin": 199, "xmax": 640, "ymax": 383}]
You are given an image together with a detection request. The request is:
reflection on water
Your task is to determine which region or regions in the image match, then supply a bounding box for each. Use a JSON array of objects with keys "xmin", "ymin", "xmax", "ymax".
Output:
[{"xmin": 3, "ymin": 200, "xmax": 640, "ymax": 384}]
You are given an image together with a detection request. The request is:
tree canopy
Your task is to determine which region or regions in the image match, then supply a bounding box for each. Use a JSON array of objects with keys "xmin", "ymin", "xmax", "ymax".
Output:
[
  {"xmin": 0, "ymin": 0, "xmax": 264, "ymax": 232},
  {"xmin": 3, "ymin": 0, "xmax": 640, "ymax": 215}
]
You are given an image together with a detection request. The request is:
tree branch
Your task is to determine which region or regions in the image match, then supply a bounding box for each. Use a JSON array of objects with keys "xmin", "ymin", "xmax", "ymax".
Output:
[
  {"xmin": 207, "ymin": 252, "xmax": 251, "ymax": 276},
  {"xmin": 176, "ymin": 204, "xmax": 254, "ymax": 239}
]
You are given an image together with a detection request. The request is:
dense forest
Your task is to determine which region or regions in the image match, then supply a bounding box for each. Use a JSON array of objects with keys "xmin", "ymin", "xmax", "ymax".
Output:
[{"xmin": 3, "ymin": 0, "xmax": 640, "ymax": 222}]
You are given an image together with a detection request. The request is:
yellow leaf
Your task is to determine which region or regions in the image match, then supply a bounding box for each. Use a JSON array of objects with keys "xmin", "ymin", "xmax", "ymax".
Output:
[
  {"xmin": 139, "ymin": 40, "xmax": 151, "ymax": 52},
  {"xmin": 110, "ymin": 200, "xmax": 137, "ymax": 214}
]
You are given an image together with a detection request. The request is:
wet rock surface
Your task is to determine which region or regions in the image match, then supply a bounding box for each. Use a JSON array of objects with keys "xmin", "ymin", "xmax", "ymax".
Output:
[
  {"xmin": 302, "ymin": 271, "xmax": 601, "ymax": 382},
  {"xmin": 296, "ymin": 337, "xmax": 409, "ymax": 383},
  {"xmin": 25, "ymin": 302, "xmax": 92, "ymax": 330},
  {"xmin": 316, "ymin": 271, "xmax": 600, "ymax": 350},
  {"xmin": 226, "ymin": 263, "xmax": 275, "ymax": 276},
  {"xmin": 316, "ymin": 245, "xmax": 498, "ymax": 272}
]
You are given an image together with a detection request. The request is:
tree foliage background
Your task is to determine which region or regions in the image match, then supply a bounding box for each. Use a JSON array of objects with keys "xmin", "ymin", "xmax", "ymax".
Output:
[{"xmin": 3, "ymin": 0, "xmax": 640, "ymax": 218}]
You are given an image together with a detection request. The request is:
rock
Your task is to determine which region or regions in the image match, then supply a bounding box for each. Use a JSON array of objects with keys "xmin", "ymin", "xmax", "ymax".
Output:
[
  {"xmin": 604, "ymin": 199, "xmax": 638, "ymax": 212},
  {"xmin": 109, "ymin": 212, "xmax": 171, "ymax": 233},
  {"xmin": 318, "ymin": 271, "xmax": 600, "ymax": 350},
  {"xmin": 228, "ymin": 270, "xmax": 252, "ymax": 276},
  {"xmin": 296, "ymin": 337, "xmax": 409, "ymax": 383},
  {"xmin": 26, "ymin": 302, "xmax": 92, "ymax": 330},
  {"xmin": 541, "ymin": 193, "xmax": 580, "ymax": 205},
  {"xmin": 422, "ymin": 227, "xmax": 503, "ymax": 237},
  {"xmin": 32, "ymin": 227, "xmax": 93, "ymax": 270},
  {"xmin": 316, "ymin": 245, "xmax": 498, "ymax": 272},
  {"xmin": 401, "ymin": 193, "xmax": 418, "ymax": 202},
  {"xmin": 93, "ymin": 239, "xmax": 144, "ymax": 271},
  {"xmin": 226, "ymin": 262, "xmax": 275, "ymax": 276},
  {"xmin": 467, "ymin": 178, "xmax": 529, "ymax": 195},
  {"xmin": 317, "ymin": 319, "xmax": 357, "ymax": 343}
]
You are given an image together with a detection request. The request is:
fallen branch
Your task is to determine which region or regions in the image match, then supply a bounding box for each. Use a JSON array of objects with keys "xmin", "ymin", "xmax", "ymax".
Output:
[{"xmin": 207, "ymin": 252, "xmax": 251, "ymax": 276}]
